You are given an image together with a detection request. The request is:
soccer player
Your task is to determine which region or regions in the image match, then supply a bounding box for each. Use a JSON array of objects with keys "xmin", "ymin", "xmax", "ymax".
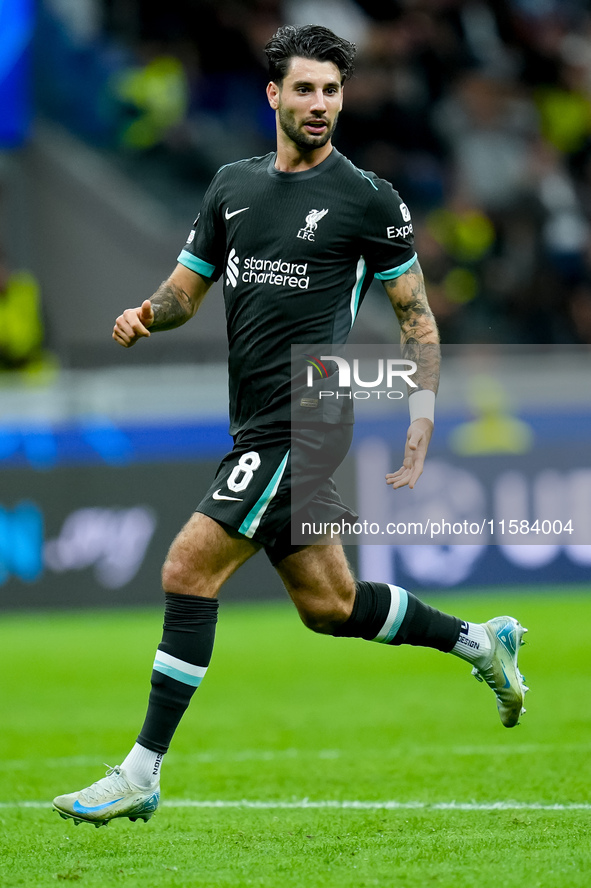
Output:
[{"xmin": 53, "ymin": 25, "xmax": 528, "ymax": 827}]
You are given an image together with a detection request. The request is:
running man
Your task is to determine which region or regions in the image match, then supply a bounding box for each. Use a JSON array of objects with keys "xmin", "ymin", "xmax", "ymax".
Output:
[{"xmin": 53, "ymin": 25, "xmax": 528, "ymax": 827}]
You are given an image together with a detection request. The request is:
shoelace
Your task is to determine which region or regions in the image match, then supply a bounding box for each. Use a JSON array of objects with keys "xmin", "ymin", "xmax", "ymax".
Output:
[{"xmin": 79, "ymin": 765, "xmax": 129, "ymax": 803}]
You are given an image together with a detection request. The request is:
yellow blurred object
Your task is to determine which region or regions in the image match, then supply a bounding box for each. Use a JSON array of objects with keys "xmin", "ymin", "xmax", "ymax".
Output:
[
  {"xmin": 0, "ymin": 270, "xmax": 44, "ymax": 364},
  {"xmin": 535, "ymin": 87, "xmax": 591, "ymax": 154},
  {"xmin": 444, "ymin": 267, "xmax": 478, "ymax": 304},
  {"xmin": 449, "ymin": 374, "xmax": 534, "ymax": 455},
  {"xmin": 114, "ymin": 55, "xmax": 190, "ymax": 149},
  {"xmin": 427, "ymin": 208, "xmax": 495, "ymax": 262}
]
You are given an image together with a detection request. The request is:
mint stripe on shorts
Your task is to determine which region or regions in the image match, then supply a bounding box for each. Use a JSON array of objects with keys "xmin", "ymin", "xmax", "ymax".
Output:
[{"xmin": 239, "ymin": 450, "xmax": 290, "ymax": 539}]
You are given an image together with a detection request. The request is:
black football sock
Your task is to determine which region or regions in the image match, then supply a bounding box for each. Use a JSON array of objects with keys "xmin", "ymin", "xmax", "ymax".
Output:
[
  {"xmin": 332, "ymin": 581, "xmax": 461, "ymax": 652},
  {"xmin": 137, "ymin": 592, "xmax": 219, "ymax": 754}
]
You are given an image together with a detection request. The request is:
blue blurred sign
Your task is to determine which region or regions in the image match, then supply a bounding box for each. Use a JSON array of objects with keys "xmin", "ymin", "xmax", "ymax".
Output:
[
  {"xmin": 0, "ymin": 0, "xmax": 34, "ymax": 146},
  {"xmin": 0, "ymin": 501, "xmax": 43, "ymax": 583}
]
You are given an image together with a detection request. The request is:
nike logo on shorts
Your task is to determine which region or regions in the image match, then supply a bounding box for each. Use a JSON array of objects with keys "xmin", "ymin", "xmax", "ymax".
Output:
[
  {"xmin": 212, "ymin": 489, "xmax": 243, "ymax": 502},
  {"xmin": 225, "ymin": 206, "xmax": 249, "ymax": 219}
]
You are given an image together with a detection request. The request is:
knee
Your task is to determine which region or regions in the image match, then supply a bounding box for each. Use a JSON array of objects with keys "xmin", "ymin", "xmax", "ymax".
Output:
[
  {"xmin": 162, "ymin": 549, "xmax": 225, "ymax": 598},
  {"xmin": 162, "ymin": 554, "xmax": 216, "ymax": 597},
  {"xmin": 161, "ymin": 555, "xmax": 190, "ymax": 596},
  {"xmin": 297, "ymin": 596, "xmax": 353, "ymax": 635}
]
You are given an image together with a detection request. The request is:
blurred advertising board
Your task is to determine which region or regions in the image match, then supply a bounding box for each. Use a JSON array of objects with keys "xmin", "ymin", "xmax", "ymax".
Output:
[
  {"xmin": 353, "ymin": 430, "xmax": 591, "ymax": 589},
  {"xmin": 292, "ymin": 344, "xmax": 591, "ymax": 588},
  {"xmin": 0, "ymin": 457, "xmax": 286, "ymax": 610},
  {"xmin": 1, "ymin": 346, "xmax": 590, "ymax": 608}
]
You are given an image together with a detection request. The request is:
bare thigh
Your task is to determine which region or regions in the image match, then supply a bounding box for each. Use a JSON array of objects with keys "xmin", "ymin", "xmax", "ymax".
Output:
[
  {"xmin": 274, "ymin": 540, "xmax": 356, "ymax": 633},
  {"xmin": 161, "ymin": 511, "xmax": 261, "ymax": 597}
]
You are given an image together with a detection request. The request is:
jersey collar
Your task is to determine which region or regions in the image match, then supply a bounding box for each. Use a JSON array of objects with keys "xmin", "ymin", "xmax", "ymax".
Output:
[{"xmin": 267, "ymin": 148, "xmax": 341, "ymax": 182}]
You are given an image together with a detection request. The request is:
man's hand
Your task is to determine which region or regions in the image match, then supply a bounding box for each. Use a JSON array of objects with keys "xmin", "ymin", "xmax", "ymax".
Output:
[
  {"xmin": 386, "ymin": 418, "xmax": 433, "ymax": 490},
  {"xmin": 112, "ymin": 300, "xmax": 154, "ymax": 348}
]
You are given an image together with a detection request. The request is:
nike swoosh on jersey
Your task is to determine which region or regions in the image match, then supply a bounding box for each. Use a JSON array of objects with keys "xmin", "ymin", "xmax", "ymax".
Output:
[
  {"xmin": 225, "ymin": 206, "xmax": 250, "ymax": 219},
  {"xmin": 212, "ymin": 489, "xmax": 244, "ymax": 501}
]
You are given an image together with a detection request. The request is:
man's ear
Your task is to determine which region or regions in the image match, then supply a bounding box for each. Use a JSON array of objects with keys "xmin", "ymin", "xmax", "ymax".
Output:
[{"xmin": 267, "ymin": 80, "xmax": 280, "ymax": 110}]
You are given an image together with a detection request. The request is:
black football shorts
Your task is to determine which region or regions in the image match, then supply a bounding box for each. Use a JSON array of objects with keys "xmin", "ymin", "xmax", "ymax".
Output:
[{"xmin": 196, "ymin": 421, "xmax": 357, "ymax": 564}]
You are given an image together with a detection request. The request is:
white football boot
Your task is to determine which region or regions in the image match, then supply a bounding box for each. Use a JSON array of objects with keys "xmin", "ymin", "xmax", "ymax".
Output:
[
  {"xmin": 471, "ymin": 616, "xmax": 529, "ymax": 728},
  {"xmin": 53, "ymin": 765, "xmax": 159, "ymax": 827}
]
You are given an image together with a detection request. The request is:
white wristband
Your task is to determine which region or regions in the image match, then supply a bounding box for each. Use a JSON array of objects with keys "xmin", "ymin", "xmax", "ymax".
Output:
[{"xmin": 409, "ymin": 389, "xmax": 435, "ymax": 424}]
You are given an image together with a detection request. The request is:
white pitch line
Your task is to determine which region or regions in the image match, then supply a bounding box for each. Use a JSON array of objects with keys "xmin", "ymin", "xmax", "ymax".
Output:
[
  {"xmin": 2, "ymin": 800, "xmax": 591, "ymax": 812},
  {"xmin": 167, "ymin": 800, "xmax": 591, "ymax": 811}
]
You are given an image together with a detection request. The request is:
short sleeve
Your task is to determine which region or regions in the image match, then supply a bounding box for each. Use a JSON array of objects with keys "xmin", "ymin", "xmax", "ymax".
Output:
[
  {"xmin": 359, "ymin": 180, "xmax": 417, "ymax": 280},
  {"xmin": 177, "ymin": 173, "xmax": 226, "ymax": 281}
]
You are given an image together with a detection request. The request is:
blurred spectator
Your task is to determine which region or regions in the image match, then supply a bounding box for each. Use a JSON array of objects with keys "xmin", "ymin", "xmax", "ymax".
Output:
[
  {"xmin": 568, "ymin": 282, "xmax": 591, "ymax": 342},
  {"xmin": 434, "ymin": 73, "xmax": 537, "ymax": 211},
  {"xmin": 112, "ymin": 53, "xmax": 190, "ymax": 149},
  {"xmin": 284, "ymin": 0, "xmax": 370, "ymax": 48},
  {"xmin": 0, "ymin": 255, "xmax": 45, "ymax": 370},
  {"xmin": 448, "ymin": 373, "xmax": 534, "ymax": 455},
  {"xmin": 30, "ymin": 0, "xmax": 591, "ymax": 346}
]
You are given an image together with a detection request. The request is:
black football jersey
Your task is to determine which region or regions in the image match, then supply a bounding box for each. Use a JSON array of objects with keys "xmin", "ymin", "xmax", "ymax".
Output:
[{"xmin": 178, "ymin": 148, "xmax": 416, "ymax": 434}]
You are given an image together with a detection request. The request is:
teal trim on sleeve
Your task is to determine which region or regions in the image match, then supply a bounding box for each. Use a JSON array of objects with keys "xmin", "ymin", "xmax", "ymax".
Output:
[
  {"xmin": 374, "ymin": 253, "xmax": 418, "ymax": 281},
  {"xmin": 350, "ymin": 257, "xmax": 367, "ymax": 328},
  {"xmin": 177, "ymin": 250, "xmax": 216, "ymax": 278},
  {"xmin": 358, "ymin": 169, "xmax": 379, "ymax": 191}
]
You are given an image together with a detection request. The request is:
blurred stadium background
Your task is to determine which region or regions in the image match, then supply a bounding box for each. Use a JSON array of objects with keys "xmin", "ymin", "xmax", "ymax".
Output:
[{"xmin": 1, "ymin": 0, "xmax": 591, "ymax": 610}]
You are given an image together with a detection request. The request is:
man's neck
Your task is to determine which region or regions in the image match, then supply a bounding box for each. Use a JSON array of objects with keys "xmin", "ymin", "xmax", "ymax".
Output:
[{"xmin": 274, "ymin": 138, "xmax": 334, "ymax": 173}]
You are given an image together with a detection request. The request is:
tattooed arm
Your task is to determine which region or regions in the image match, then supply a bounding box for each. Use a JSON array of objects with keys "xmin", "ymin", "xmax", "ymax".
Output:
[
  {"xmin": 381, "ymin": 259, "xmax": 439, "ymax": 490},
  {"xmin": 112, "ymin": 264, "xmax": 213, "ymax": 348},
  {"xmin": 382, "ymin": 258, "xmax": 440, "ymax": 392}
]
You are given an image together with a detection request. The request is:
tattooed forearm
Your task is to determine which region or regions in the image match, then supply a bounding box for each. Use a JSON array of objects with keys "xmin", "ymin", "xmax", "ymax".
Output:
[
  {"xmin": 402, "ymin": 339, "xmax": 440, "ymax": 395},
  {"xmin": 383, "ymin": 260, "xmax": 440, "ymax": 394},
  {"xmin": 383, "ymin": 261, "xmax": 438, "ymax": 344},
  {"xmin": 149, "ymin": 281, "xmax": 194, "ymax": 332}
]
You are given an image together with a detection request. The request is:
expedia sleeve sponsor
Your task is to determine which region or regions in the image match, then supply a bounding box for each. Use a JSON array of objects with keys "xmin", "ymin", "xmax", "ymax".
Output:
[{"xmin": 359, "ymin": 181, "xmax": 416, "ymax": 278}]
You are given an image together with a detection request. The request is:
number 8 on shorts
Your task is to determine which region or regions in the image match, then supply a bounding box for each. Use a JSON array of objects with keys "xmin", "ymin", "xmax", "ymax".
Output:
[{"xmin": 227, "ymin": 451, "xmax": 261, "ymax": 493}]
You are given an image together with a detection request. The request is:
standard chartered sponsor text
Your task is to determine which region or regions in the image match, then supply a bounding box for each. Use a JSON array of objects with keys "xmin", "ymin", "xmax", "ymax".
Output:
[
  {"xmin": 243, "ymin": 257, "xmax": 309, "ymax": 289},
  {"xmin": 300, "ymin": 518, "xmax": 575, "ymax": 539}
]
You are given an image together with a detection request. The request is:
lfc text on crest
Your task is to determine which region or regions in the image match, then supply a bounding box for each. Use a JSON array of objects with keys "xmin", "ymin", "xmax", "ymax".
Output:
[{"xmin": 297, "ymin": 208, "xmax": 329, "ymax": 241}]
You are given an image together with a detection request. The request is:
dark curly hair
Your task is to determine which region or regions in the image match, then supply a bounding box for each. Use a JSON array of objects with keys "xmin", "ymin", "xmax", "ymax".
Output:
[{"xmin": 265, "ymin": 24, "xmax": 356, "ymax": 85}]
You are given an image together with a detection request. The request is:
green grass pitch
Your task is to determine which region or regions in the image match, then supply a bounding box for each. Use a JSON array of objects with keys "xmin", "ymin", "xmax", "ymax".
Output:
[{"xmin": 1, "ymin": 588, "xmax": 590, "ymax": 887}]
